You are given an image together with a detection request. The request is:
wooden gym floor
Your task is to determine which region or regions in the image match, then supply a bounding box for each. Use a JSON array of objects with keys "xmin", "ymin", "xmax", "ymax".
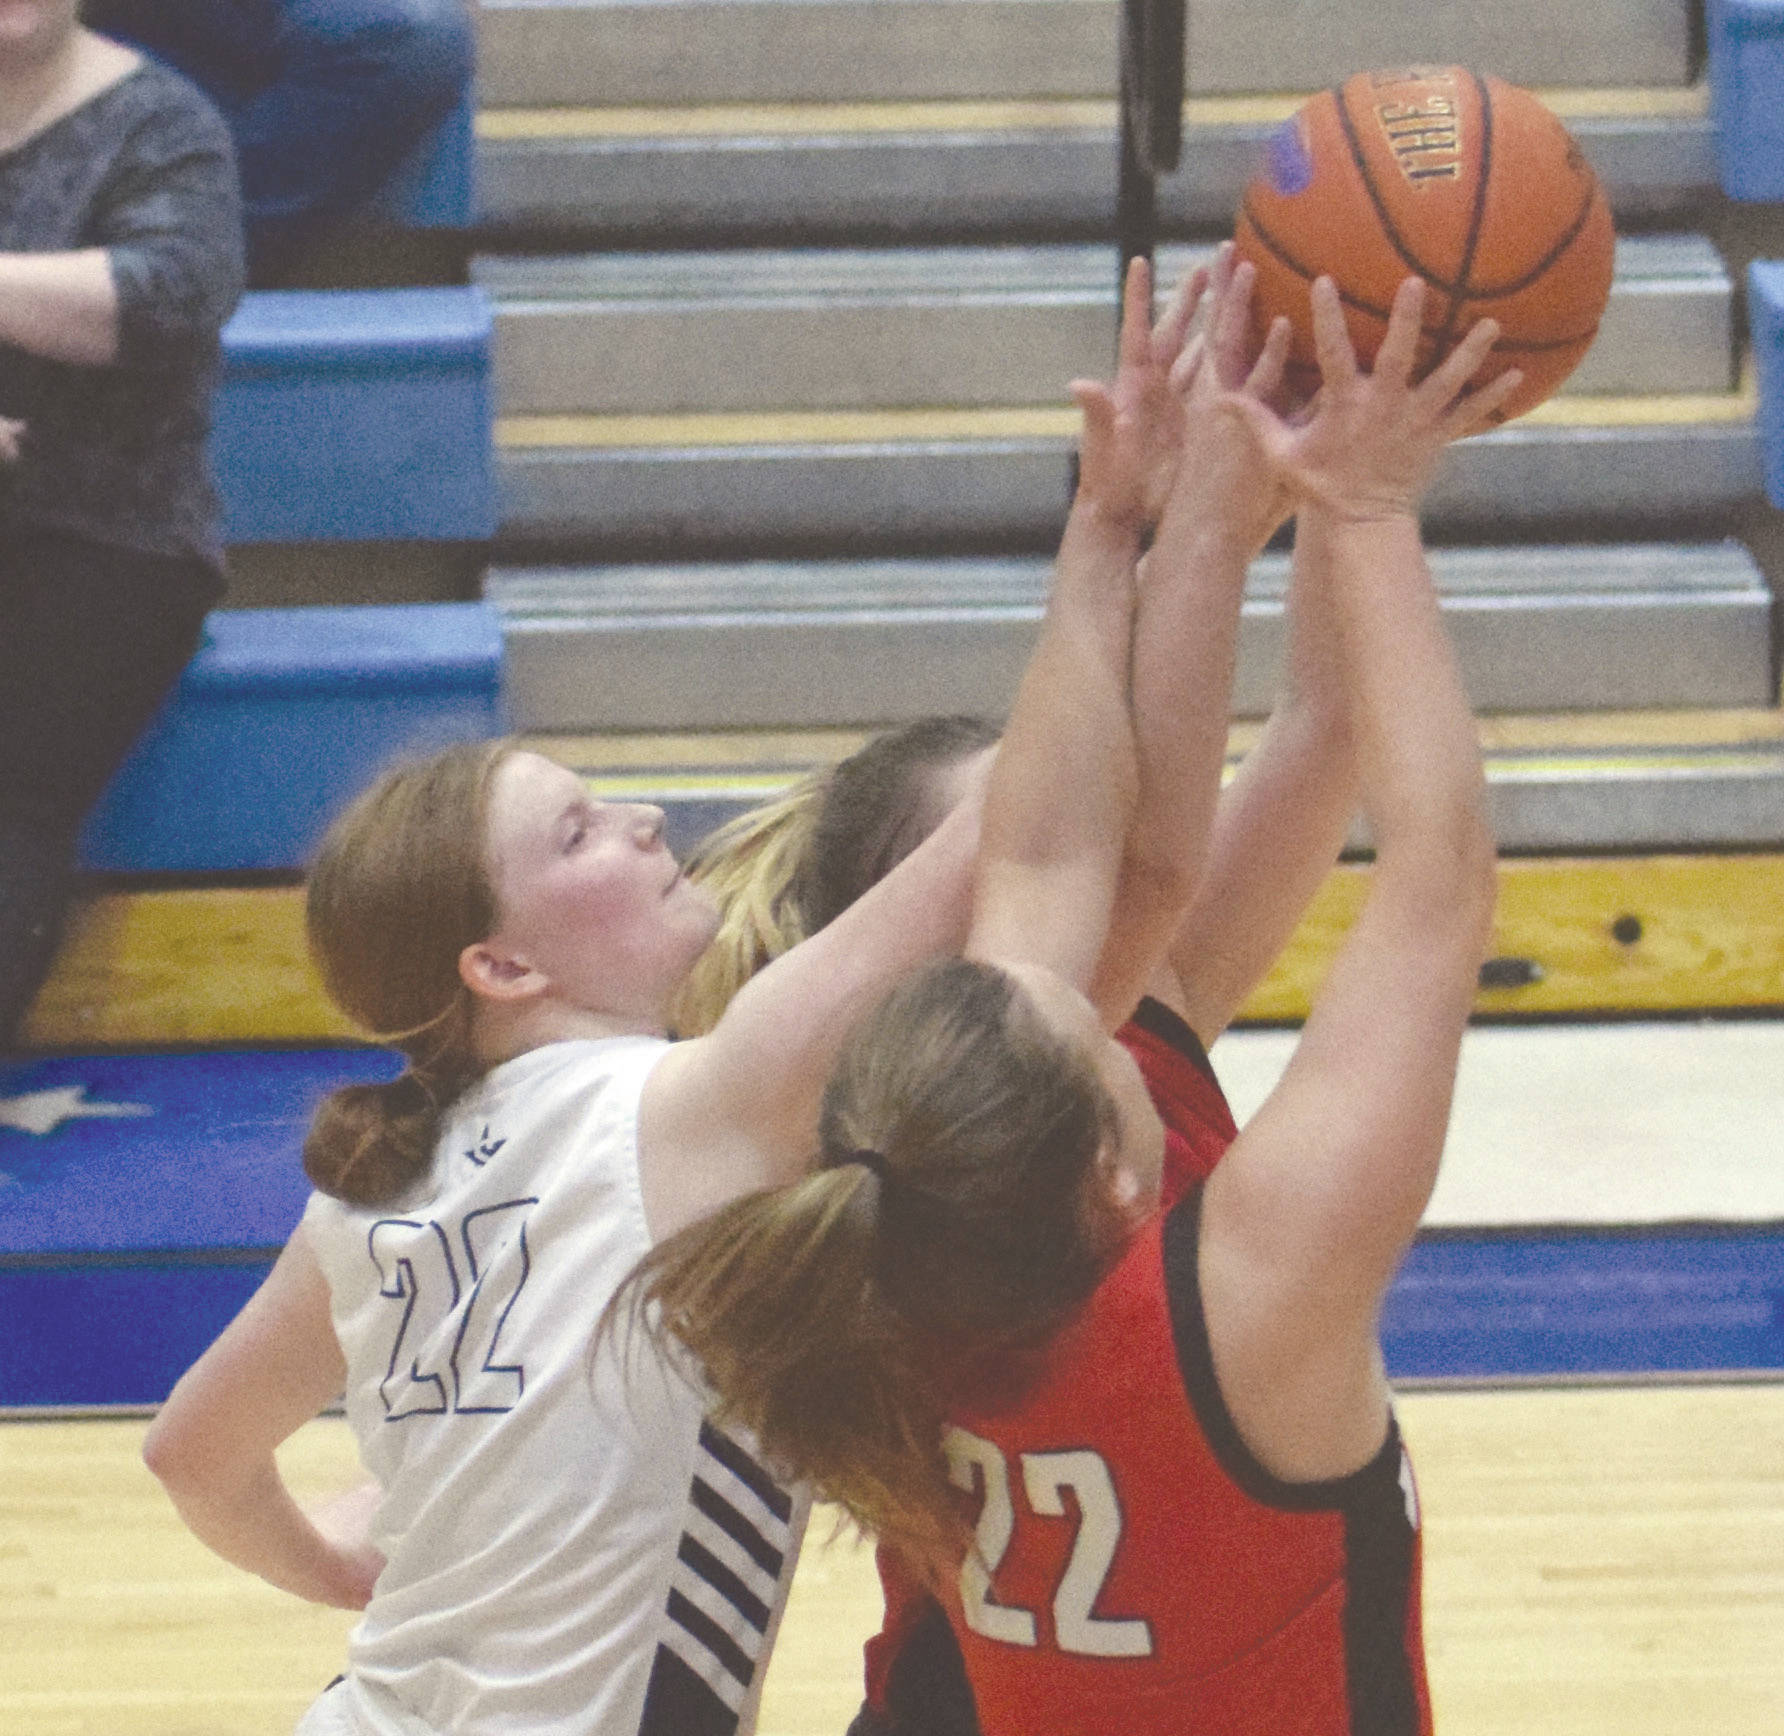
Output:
[
  {"xmin": 5, "ymin": 1385, "xmax": 1783, "ymax": 1735},
  {"xmin": 6, "ymin": 1021, "xmax": 1783, "ymax": 1732}
]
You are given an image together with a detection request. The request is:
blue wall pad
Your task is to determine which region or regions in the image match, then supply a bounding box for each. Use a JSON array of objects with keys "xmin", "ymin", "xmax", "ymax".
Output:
[
  {"xmin": 1384, "ymin": 1227, "xmax": 1784, "ymax": 1382},
  {"xmin": 6, "ymin": 1045, "xmax": 1784, "ymax": 1408},
  {"xmin": 375, "ymin": 93, "xmax": 475, "ymax": 230},
  {"xmin": 1, "ymin": 1049, "xmax": 398, "ymax": 1409},
  {"xmin": 1752, "ymin": 262, "xmax": 1784, "ymax": 511},
  {"xmin": 80, "ymin": 602, "xmax": 505, "ymax": 873},
  {"xmin": 1711, "ymin": 0, "xmax": 1784, "ymax": 200},
  {"xmin": 214, "ymin": 287, "xmax": 494, "ymax": 543}
]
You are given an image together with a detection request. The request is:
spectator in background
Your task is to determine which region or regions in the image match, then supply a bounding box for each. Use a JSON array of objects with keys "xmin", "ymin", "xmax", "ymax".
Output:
[
  {"xmin": 85, "ymin": 0, "xmax": 475, "ymax": 283},
  {"xmin": 0, "ymin": 0, "xmax": 243, "ymax": 1051}
]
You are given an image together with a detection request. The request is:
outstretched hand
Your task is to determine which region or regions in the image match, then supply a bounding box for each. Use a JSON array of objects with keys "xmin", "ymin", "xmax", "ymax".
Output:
[
  {"xmin": 1159, "ymin": 242, "xmax": 1295, "ymax": 554},
  {"xmin": 0, "ymin": 416, "xmax": 25, "ymax": 465},
  {"xmin": 1220, "ymin": 275, "xmax": 1521, "ymax": 524},
  {"xmin": 1070, "ymin": 254, "xmax": 1207, "ymax": 531}
]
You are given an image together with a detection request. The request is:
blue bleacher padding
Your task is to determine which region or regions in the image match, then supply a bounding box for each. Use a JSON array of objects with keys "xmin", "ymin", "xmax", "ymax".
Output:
[
  {"xmin": 79, "ymin": 601, "xmax": 505, "ymax": 873},
  {"xmin": 6, "ymin": 1048, "xmax": 1784, "ymax": 1408},
  {"xmin": 1753, "ymin": 262, "xmax": 1784, "ymax": 510},
  {"xmin": 1710, "ymin": 0, "xmax": 1784, "ymax": 201},
  {"xmin": 374, "ymin": 91, "xmax": 476, "ymax": 230},
  {"xmin": 213, "ymin": 287, "xmax": 495, "ymax": 543}
]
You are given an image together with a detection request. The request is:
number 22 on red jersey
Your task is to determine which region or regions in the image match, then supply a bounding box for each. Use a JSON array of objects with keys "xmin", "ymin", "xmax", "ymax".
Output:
[{"xmin": 944, "ymin": 1426, "xmax": 1155, "ymax": 1659}]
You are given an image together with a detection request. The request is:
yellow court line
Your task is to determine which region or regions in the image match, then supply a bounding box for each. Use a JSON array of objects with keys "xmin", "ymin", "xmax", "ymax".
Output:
[
  {"xmin": 1518, "ymin": 365, "xmax": 1758, "ymax": 428},
  {"xmin": 580, "ymin": 771, "xmax": 802, "ymax": 797},
  {"xmin": 476, "ymin": 85, "xmax": 1707, "ymax": 141},
  {"xmin": 497, "ymin": 406, "xmax": 1080, "ymax": 449},
  {"xmin": 1475, "ymin": 707, "xmax": 1784, "ymax": 753},
  {"xmin": 26, "ymin": 853, "xmax": 1784, "ymax": 1048},
  {"xmin": 1485, "ymin": 751, "xmax": 1784, "ymax": 778},
  {"xmin": 498, "ymin": 378, "xmax": 1753, "ymax": 450},
  {"xmin": 557, "ymin": 752, "xmax": 1784, "ymax": 795},
  {"xmin": 531, "ymin": 713, "xmax": 1784, "ymax": 777}
]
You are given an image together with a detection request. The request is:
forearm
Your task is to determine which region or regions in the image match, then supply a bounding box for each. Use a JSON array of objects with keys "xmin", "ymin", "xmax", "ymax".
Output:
[
  {"xmin": 0, "ymin": 252, "xmax": 121, "ymax": 367},
  {"xmin": 1120, "ymin": 506, "xmax": 1254, "ymax": 894},
  {"xmin": 970, "ymin": 494, "xmax": 1141, "ymax": 982},
  {"xmin": 1163, "ymin": 690, "xmax": 1355, "ymax": 1040},
  {"xmin": 1325, "ymin": 514, "xmax": 1494, "ymax": 925},
  {"xmin": 153, "ymin": 1448, "xmax": 374, "ymax": 1609},
  {"xmin": 1166, "ymin": 510, "xmax": 1361, "ymax": 1018}
]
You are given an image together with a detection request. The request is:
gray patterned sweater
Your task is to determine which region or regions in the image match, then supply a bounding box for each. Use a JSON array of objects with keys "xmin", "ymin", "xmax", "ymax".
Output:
[{"xmin": 0, "ymin": 58, "xmax": 243, "ymax": 570}]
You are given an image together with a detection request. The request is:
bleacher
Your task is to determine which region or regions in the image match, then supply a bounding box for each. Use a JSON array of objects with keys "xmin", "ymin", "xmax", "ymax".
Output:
[{"xmin": 6, "ymin": 0, "xmax": 1784, "ymax": 1408}]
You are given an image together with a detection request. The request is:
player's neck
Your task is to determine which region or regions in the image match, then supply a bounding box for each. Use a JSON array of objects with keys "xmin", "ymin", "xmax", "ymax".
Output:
[{"xmin": 472, "ymin": 993, "xmax": 668, "ymax": 1067}]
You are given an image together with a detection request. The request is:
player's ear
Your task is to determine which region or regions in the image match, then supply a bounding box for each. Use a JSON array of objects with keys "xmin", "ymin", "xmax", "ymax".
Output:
[
  {"xmin": 458, "ymin": 939, "xmax": 547, "ymax": 1004},
  {"xmin": 1093, "ymin": 1136, "xmax": 1151, "ymax": 1231}
]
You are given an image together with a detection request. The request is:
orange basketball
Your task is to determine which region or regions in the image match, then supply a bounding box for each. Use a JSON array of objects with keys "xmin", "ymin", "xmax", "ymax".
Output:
[{"xmin": 1232, "ymin": 68, "xmax": 1615, "ymax": 421}]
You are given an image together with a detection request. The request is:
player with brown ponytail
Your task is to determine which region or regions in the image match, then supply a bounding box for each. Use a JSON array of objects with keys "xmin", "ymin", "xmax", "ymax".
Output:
[
  {"xmin": 622, "ymin": 277, "xmax": 1516, "ymax": 1736},
  {"xmin": 139, "ymin": 257, "xmax": 1245, "ymax": 1736}
]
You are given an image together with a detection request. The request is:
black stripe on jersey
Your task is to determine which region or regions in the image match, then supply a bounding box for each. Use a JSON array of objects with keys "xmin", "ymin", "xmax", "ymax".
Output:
[
  {"xmin": 691, "ymin": 1476, "xmax": 787, "ymax": 1578},
  {"xmin": 1130, "ymin": 995, "xmax": 1218, "ymax": 1086},
  {"xmin": 640, "ymin": 1421, "xmax": 797, "ymax": 1736},
  {"xmin": 700, "ymin": 1418, "xmax": 795, "ymax": 1521},
  {"xmin": 679, "ymin": 1533, "xmax": 772, "ymax": 1632},
  {"xmin": 1161, "ymin": 1187, "xmax": 1423, "ymax": 1732},
  {"xmin": 666, "ymin": 1587, "xmax": 758, "ymax": 1685},
  {"xmin": 640, "ymin": 1644, "xmax": 746, "ymax": 1736},
  {"xmin": 1162, "ymin": 1186, "xmax": 1403, "ymax": 1511},
  {"xmin": 1342, "ymin": 1465, "xmax": 1422, "ymax": 1736}
]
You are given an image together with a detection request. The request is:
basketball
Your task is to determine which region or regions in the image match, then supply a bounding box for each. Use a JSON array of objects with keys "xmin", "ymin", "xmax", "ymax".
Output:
[{"xmin": 1232, "ymin": 67, "xmax": 1615, "ymax": 421}]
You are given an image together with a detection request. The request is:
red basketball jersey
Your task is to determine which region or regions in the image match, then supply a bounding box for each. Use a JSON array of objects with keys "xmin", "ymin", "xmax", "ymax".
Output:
[{"xmin": 863, "ymin": 1000, "xmax": 1432, "ymax": 1736}]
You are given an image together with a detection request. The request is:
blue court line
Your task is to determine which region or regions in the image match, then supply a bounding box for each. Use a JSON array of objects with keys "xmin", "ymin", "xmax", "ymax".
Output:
[
  {"xmin": 4, "ymin": 1051, "xmax": 1783, "ymax": 1407},
  {"xmin": 1385, "ymin": 1226, "xmax": 1784, "ymax": 1384}
]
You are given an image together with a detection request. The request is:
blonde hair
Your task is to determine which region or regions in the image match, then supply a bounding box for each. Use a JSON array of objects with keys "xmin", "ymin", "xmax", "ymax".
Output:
[
  {"xmin": 302, "ymin": 739, "xmax": 515, "ymax": 1207},
  {"xmin": 671, "ymin": 717, "xmax": 997, "ymax": 1036},
  {"xmin": 611, "ymin": 958, "xmax": 1124, "ymax": 1561},
  {"xmin": 669, "ymin": 777, "xmax": 823, "ymax": 1037}
]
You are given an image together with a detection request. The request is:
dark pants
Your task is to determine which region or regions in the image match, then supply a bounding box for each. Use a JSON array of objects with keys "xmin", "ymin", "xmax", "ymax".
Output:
[
  {"xmin": 0, "ymin": 526, "xmax": 215, "ymax": 1048},
  {"xmin": 86, "ymin": 0, "xmax": 475, "ymax": 280}
]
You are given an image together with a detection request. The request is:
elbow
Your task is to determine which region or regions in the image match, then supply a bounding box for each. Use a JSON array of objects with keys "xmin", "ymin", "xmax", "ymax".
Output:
[
  {"xmin": 1116, "ymin": 844, "xmax": 1201, "ymax": 930},
  {"xmin": 141, "ymin": 1398, "xmax": 214, "ymax": 1498},
  {"xmin": 141, "ymin": 1407, "xmax": 189, "ymax": 1491}
]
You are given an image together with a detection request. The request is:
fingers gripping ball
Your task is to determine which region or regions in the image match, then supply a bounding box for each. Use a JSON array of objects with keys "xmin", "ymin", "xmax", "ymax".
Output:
[{"xmin": 1232, "ymin": 67, "xmax": 1615, "ymax": 421}]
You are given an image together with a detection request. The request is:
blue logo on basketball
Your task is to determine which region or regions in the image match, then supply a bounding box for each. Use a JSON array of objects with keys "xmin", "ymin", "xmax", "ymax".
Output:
[{"xmin": 1266, "ymin": 118, "xmax": 1314, "ymax": 195}]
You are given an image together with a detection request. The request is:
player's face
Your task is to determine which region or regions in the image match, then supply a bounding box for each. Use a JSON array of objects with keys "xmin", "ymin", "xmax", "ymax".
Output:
[
  {"xmin": 481, "ymin": 752, "xmax": 719, "ymax": 1024},
  {"xmin": 1004, "ymin": 963, "xmax": 1166, "ymax": 1229}
]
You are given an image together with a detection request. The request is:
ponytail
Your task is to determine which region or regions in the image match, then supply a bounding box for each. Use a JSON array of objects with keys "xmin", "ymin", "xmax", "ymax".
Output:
[
  {"xmin": 302, "ymin": 740, "xmax": 513, "ymax": 1207},
  {"xmin": 608, "ymin": 1164, "xmax": 970, "ymax": 1561},
  {"xmin": 303, "ymin": 1053, "xmax": 480, "ymax": 1209},
  {"xmin": 611, "ymin": 956, "xmax": 1126, "ymax": 1561}
]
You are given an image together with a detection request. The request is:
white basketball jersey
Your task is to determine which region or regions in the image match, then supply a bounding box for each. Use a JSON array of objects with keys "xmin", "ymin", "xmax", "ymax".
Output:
[{"xmin": 303, "ymin": 1036, "xmax": 807, "ymax": 1736}]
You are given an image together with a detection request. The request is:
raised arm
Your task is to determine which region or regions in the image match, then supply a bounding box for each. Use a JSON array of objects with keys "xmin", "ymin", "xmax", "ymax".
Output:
[
  {"xmin": 1198, "ymin": 277, "xmax": 1515, "ymax": 1478},
  {"xmin": 638, "ymin": 773, "xmax": 986, "ymax": 1235},
  {"xmin": 1156, "ymin": 499, "xmax": 1360, "ymax": 1045},
  {"xmin": 639, "ymin": 272, "xmax": 1169, "ymax": 1229},
  {"xmin": 963, "ymin": 255, "xmax": 1166, "ymax": 999},
  {"xmin": 1089, "ymin": 245, "xmax": 1293, "ymax": 1025}
]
